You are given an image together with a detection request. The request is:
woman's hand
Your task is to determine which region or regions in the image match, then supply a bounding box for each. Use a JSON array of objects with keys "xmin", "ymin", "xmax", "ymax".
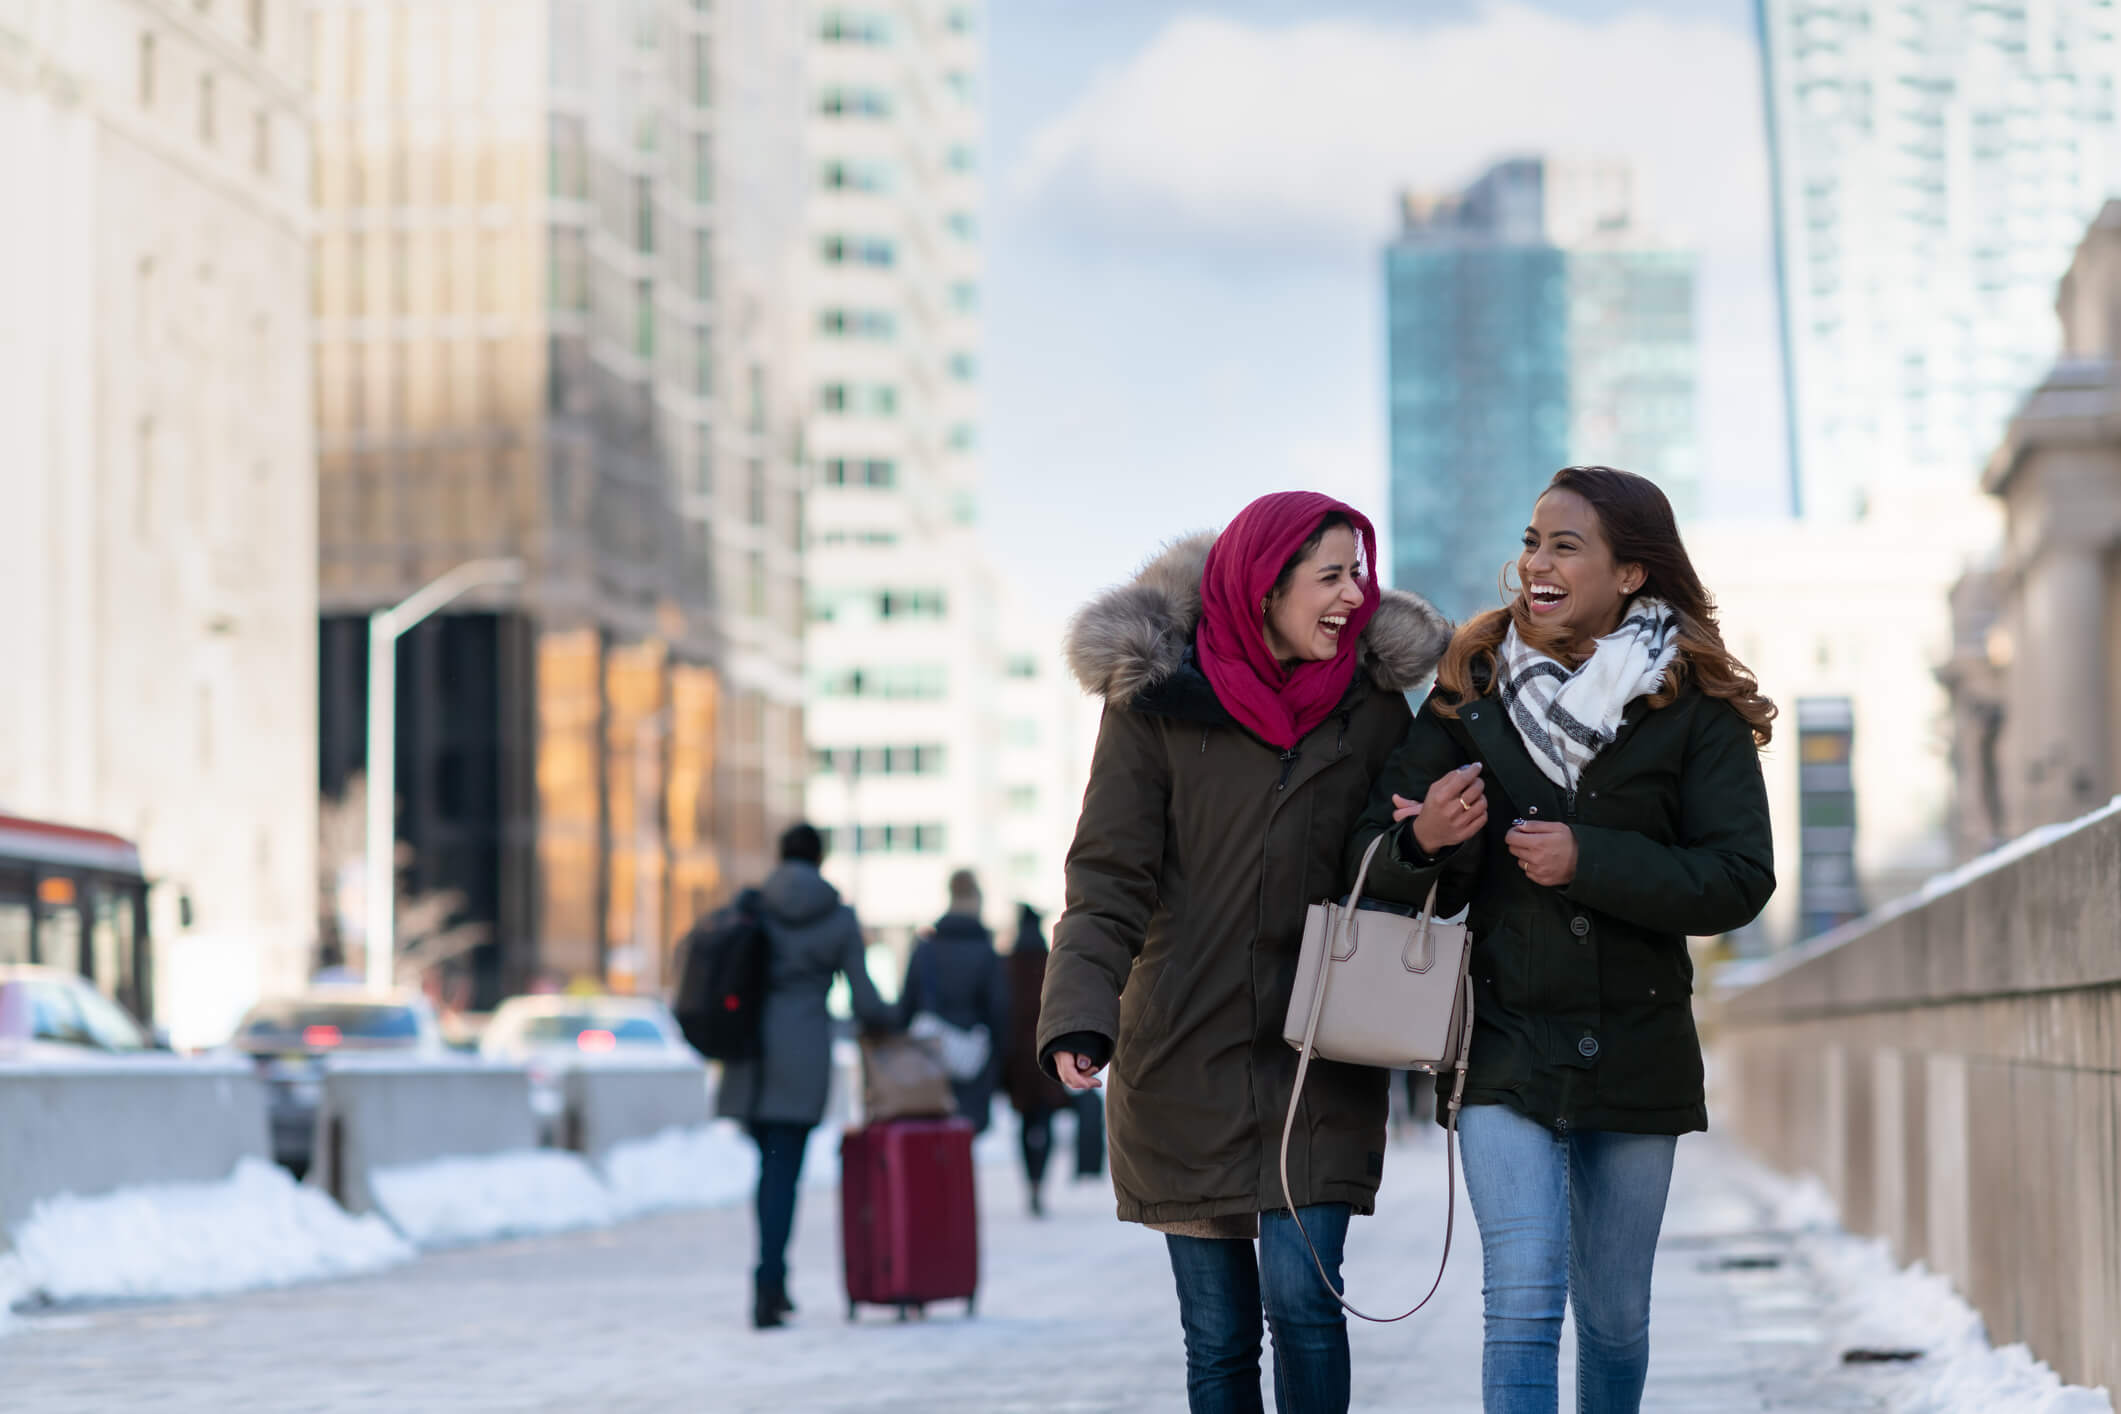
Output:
[
  {"xmin": 1053, "ymin": 1051, "xmax": 1104, "ymax": 1091},
  {"xmin": 1505, "ymin": 821, "xmax": 1578, "ymax": 887},
  {"xmin": 1410, "ymin": 763, "xmax": 1487, "ymax": 856}
]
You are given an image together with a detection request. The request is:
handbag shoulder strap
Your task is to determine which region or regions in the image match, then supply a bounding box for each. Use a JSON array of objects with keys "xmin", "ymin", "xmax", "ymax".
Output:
[{"xmin": 1277, "ymin": 838, "xmax": 1475, "ymax": 1324}]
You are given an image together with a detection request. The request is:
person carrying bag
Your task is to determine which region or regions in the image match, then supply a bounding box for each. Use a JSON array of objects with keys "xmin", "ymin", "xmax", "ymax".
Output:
[{"xmin": 1038, "ymin": 492, "xmax": 1451, "ymax": 1414}]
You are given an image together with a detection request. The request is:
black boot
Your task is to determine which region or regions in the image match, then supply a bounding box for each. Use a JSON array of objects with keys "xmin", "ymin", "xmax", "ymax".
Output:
[{"xmin": 752, "ymin": 1274, "xmax": 786, "ymax": 1330}]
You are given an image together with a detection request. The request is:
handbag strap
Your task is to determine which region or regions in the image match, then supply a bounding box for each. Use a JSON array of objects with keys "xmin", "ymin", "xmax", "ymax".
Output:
[{"xmin": 1277, "ymin": 831, "xmax": 1476, "ymax": 1323}]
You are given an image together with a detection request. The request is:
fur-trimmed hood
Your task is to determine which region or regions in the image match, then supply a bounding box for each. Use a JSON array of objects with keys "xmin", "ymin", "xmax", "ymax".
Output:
[{"xmin": 1064, "ymin": 532, "xmax": 1452, "ymax": 705}]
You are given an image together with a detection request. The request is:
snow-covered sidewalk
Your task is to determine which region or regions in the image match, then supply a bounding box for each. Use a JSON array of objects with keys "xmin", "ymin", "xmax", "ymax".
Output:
[{"xmin": 3, "ymin": 1121, "xmax": 2107, "ymax": 1412}]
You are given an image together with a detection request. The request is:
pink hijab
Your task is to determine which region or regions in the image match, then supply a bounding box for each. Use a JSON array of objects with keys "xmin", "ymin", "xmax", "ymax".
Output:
[{"xmin": 1196, "ymin": 492, "xmax": 1382, "ymax": 750}]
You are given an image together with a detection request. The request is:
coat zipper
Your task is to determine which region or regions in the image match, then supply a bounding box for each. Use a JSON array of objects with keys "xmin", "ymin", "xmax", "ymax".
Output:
[{"xmin": 1276, "ymin": 747, "xmax": 1301, "ymax": 791}]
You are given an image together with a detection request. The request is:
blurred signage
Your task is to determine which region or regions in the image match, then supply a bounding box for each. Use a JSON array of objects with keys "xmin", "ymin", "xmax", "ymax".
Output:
[{"xmin": 1796, "ymin": 697, "xmax": 1863, "ymax": 938}]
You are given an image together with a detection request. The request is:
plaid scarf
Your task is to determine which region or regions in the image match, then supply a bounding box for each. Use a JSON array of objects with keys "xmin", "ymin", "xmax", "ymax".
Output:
[{"xmin": 1497, "ymin": 598, "xmax": 1680, "ymax": 790}]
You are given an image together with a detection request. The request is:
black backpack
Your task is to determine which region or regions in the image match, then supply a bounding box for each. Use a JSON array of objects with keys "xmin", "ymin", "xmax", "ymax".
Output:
[{"xmin": 672, "ymin": 889, "xmax": 770, "ymax": 1061}]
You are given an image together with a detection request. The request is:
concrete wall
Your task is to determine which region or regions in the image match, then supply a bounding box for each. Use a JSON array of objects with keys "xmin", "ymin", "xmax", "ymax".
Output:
[
  {"xmin": 559, "ymin": 1059, "xmax": 710, "ymax": 1165},
  {"xmin": 310, "ymin": 1060, "xmax": 534, "ymax": 1215},
  {"xmin": 1719, "ymin": 798, "xmax": 2121, "ymax": 1389},
  {"xmin": 0, "ymin": 1059, "xmax": 268, "ymax": 1237}
]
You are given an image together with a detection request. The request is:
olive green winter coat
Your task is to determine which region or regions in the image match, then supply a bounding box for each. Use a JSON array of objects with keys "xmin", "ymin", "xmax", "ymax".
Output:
[
  {"xmin": 1036, "ymin": 535, "xmax": 1451, "ymax": 1226},
  {"xmin": 1348, "ymin": 677, "xmax": 1775, "ymax": 1136}
]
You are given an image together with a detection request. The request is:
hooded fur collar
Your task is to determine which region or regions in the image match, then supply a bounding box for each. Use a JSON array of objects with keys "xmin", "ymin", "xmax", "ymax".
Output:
[{"xmin": 1064, "ymin": 533, "xmax": 1453, "ymax": 705}]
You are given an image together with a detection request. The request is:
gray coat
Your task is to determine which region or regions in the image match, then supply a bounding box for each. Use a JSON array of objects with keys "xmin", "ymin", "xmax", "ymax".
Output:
[{"xmin": 714, "ymin": 862, "xmax": 895, "ymax": 1127}]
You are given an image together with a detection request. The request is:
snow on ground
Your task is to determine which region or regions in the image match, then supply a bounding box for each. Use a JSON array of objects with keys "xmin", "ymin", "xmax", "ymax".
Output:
[
  {"xmin": 1736, "ymin": 1162, "xmax": 2113, "ymax": 1414},
  {"xmin": 3, "ymin": 1158, "xmax": 411, "ymax": 1309},
  {"xmin": 368, "ymin": 1149, "xmax": 615, "ymax": 1248}
]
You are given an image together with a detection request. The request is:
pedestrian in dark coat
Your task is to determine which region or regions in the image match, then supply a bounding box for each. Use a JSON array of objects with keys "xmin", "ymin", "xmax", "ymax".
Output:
[
  {"xmin": 1038, "ymin": 494, "xmax": 1450, "ymax": 1414},
  {"xmin": 898, "ymin": 870, "xmax": 1010, "ymax": 1135},
  {"xmin": 1002, "ymin": 903, "xmax": 1068, "ymax": 1215},
  {"xmin": 715, "ymin": 823, "xmax": 897, "ymax": 1330},
  {"xmin": 1348, "ymin": 466, "xmax": 1776, "ymax": 1413}
]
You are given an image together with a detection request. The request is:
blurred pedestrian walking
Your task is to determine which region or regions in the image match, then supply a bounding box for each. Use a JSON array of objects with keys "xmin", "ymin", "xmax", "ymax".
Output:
[
  {"xmin": 1039, "ymin": 493, "xmax": 1449, "ymax": 1414},
  {"xmin": 713, "ymin": 823, "xmax": 898, "ymax": 1330},
  {"xmin": 897, "ymin": 869, "xmax": 1010, "ymax": 1135},
  {"xmin": 1001, "ymin": 903, "xmax": 1069, "ymax": 1216}
]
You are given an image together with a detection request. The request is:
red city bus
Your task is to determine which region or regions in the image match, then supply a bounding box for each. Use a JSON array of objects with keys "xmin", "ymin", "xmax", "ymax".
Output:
[{"xmin": 0, "ymin": 813, "xmax": 154, "ymax": 1022}]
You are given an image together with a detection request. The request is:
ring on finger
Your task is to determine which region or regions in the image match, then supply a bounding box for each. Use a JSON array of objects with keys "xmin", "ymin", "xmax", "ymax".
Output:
[{"xmin": 1458, "ymin": 796, "xmax": 1472, "ymax": 811}]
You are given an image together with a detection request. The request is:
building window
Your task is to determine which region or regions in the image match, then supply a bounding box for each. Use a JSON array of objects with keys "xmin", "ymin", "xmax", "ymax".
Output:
[
  {"xmin": 1006, "ymin": 655, "xmax": 1038, "ymax": 680},
  {"xmin": 692, "ymin": 134, "xmax": 713, "ymax": 203},
  {"xmin": 634, "ymin": 282, "xmax": 656, "ymax": 359},
  {"xmin": 694, "ymin": 230, "xmax": 714, "ymax": 299},
  {"xmin": 248, "ymin": 0, "xmax": 266, "ymax": 46},
  {"xmin": 812, "ymin": 744, "xmax": 946, "ymax": 777},
  {"xmin": 945, "ymin": 71, "xmax": 975, "ymax": 103},
  {"xmin": 822, "ymin": 159, "xmax": 892, "ymax": 193},
  {"xmin": 819, "ymin": 12, "xmax": 890, "ymax": 45},
  {"xmin": 948, "ymin": 352, "xmax": 977, "ymax": 382},
  {"xmin": 694, "ymin": 439, "xmax": 713, "ymax": 497},
  {"xmin": 690, "ymin": 33, "xmax": 711, "ymax": 107},
  {"xmin": 877, "ymin": 589, "xmax": 945, "ymax": 620},
  {"xmin": 253, "ymin": 110, "xmax": 271, "ymax": 175},
  {"xmin": 949, "ymin": 281, "xmax": 978, "ymax": 313},
  {"xmin": 814, "ymin": 665, "xmax": 947, "ymax": 700},
  {"xmin": 747, "ymin": 459, "xmax": 766, "ymax": 526},
  {"xmin": 635, "ymin": 178, "xmax": 656, "ymax": 252},
  {"xmin": 947, "ymin": 211, "xmax": 977, "ymax": 242},
  {"xmin": 819, "ymin": 235, "xmax": 895, "ymax": 268},
  {"xmin": 947, "ymin": 422, "xmax": 976, "ymax": 451},
  {"xmin": 820, "ymin": 457, "xmax": 896, "ymax": 489},
  {"xmin": 819, "ymin": 86, "xmax": 891, "ymax": 119},
  {"xmin": 199, "ymin": 73, "xmax": 216, "ymax": 144},
  {"xmin": 1006, "ymin": 786, "xmax": 1038, "ymax": 814},
  {"xmin": 695, "ymin": 327, "xmax": 713, "ymax": 396},
  {"xmin": 746, "ymin": 551, "xmax": 766, "ymax": 618},
  {"xmin": 1005, "ymin": 719, "xmax": 1039, "ymax": 747},
  {"xmin": 947, "ymin": 144, "xmax": 977, "ymax": 173},
  {"xmin": 139, "ymin": 32, "xmax": 157, "ymax": 106},
  {"xmin": 818, "ymin": 308, "xmax": 895, "ymax": 340},
  {"xmin": 946, "ymin": 6, "xmax": 975, "ymax": 33}
]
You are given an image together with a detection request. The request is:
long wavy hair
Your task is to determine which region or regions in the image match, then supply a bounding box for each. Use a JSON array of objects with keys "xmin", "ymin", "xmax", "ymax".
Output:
[{"xmin": 1434, "ymin": 466, "xmax": 1777, "ymax": 745}]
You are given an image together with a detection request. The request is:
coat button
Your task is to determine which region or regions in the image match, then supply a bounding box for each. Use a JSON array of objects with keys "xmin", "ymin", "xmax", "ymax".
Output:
[
  {"xmin": 1577, "ymin": 1035, "xmax": 1600, "ymax": 1059},
  {"xmin": 1570, "ymin": 916, "xmax": 1590, "ymax": 938}
]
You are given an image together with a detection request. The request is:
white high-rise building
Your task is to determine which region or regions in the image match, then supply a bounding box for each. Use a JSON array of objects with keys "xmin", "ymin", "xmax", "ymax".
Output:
[
  {"xmin": 1758, "ymin": 0, "xmax": 2121, "ymax": 519},
  {"xmin": 801, "ymin": 1, "xmax": 1003, "ymax": 950},
  {"xmin": 0, "ymin": 0, "xmax": 316, "ymax": 1041}
]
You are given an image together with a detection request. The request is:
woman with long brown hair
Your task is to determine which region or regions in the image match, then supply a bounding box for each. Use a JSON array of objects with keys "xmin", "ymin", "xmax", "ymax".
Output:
[{"xmin": 1347, "ymin": 466, "xmax": 1775, "ymax": 1414}]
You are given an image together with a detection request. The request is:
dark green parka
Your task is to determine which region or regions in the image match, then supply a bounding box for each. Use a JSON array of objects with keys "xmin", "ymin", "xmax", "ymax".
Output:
[
  {"xmin": 1348, "ymin": 675, "xmax": 1774, "ymax": 1135},
  {"xmin": 1038, "ymin": 535, "xmax": 1451, "ymax": 1225}
]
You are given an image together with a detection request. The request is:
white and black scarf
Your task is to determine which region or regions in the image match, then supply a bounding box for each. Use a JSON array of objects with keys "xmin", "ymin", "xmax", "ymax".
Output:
[{"xmin": 1497, "ymin": 598, "xmax": 1681, "ymax": 790}]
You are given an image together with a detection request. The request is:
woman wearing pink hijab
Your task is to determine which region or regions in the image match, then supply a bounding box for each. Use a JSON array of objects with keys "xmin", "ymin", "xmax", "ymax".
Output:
[{"xmin": 1039, "ymin": 493, "xmax": 1451, "ymax": 1414}]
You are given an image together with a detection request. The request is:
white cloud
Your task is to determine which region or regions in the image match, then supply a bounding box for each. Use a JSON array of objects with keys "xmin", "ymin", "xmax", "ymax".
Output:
[
  {"xmin": 1013, "ymin": 3, "xmax": 1769, "ymax": 262},
  {"xmin": 1008, "ymin": 2, "xmax": 1788, "ymax": 516}
]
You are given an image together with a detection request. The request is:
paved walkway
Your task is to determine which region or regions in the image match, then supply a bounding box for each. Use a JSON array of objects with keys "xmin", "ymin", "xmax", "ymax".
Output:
[{"xmin": 5, "ymin": 1124, "xmax": 1888, "ymax": 1412}]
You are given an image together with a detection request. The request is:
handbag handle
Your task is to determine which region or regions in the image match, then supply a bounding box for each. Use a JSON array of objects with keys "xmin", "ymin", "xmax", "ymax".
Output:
[{"xmin": 1277, "ymin": 830, "xmax": 1475, "ymax": 1323}]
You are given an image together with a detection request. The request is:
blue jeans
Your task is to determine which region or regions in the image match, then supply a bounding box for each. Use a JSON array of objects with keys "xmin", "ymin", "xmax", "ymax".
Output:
[
  {"xmin": 748, "ymin": 1121, "xmax": 812, "ymax": 1287},
  {"xmin": 1164, "ymin": 1204, "xmax": 1352, "ymax": 1414},
  {"xmin": 1458, "ymin": 1104, "xmax": 1677, "ymax": 1414}
]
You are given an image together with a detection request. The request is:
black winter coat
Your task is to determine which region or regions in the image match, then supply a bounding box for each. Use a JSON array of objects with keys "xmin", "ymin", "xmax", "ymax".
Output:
[
  {"xmin": 899, "ymin": 914, "xmax": 1011, "ymax": 1133},
  {"xmin": 1349, "ymin": 680, "xmax": 1774, "ymax": 1135}
]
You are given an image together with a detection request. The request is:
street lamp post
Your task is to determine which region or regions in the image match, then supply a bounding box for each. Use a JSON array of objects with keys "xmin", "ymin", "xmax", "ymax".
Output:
[{"xmin": 364, "ymin": 558, "xmax": 525, "ymax": 996}]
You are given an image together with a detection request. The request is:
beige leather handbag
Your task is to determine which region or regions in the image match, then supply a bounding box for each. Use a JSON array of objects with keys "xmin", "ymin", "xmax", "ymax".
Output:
[{"xmin": 1278, "ymin": 829, "xmax": 1475, "ymax": 1323}]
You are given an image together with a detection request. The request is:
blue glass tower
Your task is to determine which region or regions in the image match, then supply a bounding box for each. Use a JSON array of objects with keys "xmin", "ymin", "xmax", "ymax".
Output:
[{"xmin": 1385, "ymin": 158, "xmax": 1698, "ymax": 623}]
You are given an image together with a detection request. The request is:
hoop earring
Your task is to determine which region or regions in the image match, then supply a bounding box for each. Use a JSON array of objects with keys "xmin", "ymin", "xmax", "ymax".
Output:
[{"xmin": 1497, "ymin": 563, "xmax": 1524, "ymax": 605}]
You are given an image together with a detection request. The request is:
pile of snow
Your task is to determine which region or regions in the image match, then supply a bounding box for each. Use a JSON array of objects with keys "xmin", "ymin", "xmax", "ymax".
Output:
[
  {"xmin": 4, "ymin": 1158, "xmax": 410, "ymax": 1309},
  {"xmin": 368, "ymin": 1150, "xmax": 613, "ymax": 1249},
  {"xmin": 1748, "ymin": 1166, "xmax": 2112, "ymax": 1414},
  {"xmin": 601, "ymin": 1124, "xmax": 761, "ymax": 1218}
]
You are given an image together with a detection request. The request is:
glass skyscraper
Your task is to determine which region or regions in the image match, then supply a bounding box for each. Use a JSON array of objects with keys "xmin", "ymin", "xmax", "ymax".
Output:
[
  {"xmin": 1386, "ymin": 158, "xmax": 1698, "ymax": 623},
  {"xmin": 1758, "ymin": 0, "xmax": 2121, "ymax": 518}
]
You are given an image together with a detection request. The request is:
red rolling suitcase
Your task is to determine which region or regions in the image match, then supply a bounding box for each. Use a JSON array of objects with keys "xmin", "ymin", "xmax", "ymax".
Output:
[{"xmin": 840, "ymin": 1117, "xmax": 980, "ymax": 1320}]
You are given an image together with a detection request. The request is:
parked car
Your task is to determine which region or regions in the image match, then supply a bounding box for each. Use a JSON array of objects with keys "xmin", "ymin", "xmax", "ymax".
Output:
[
  {"xmin": 233, "ymin": 989, "xmax": 447, "ymax": 1176},
  {"xmin": 0, "ymin": 964, "xmax": 158, "ymax": 1061},
  {"xmin": 479, "ymin": 994, "xmax": 694, "ymax": 1143}
]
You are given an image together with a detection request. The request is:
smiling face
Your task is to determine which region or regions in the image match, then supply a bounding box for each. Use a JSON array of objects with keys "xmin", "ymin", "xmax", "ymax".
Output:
[
  {"xmin": 1262, "ymin": 524, "xmax": 1367, "ymax": 663},
  {"xmin": 1519, "ymin": 489, "xmax": 1645, "ymax": 640}
]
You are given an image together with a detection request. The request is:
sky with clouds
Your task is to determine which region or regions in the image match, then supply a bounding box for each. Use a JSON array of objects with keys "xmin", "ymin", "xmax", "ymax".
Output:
[{"xmin": 978, "ymin": 0, "xmax": 1787, "ymax": 611}]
